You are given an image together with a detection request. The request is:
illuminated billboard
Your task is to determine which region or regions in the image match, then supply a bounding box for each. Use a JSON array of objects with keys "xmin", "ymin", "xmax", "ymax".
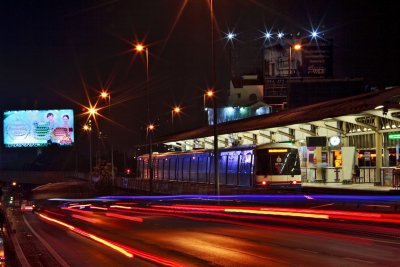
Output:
[{"xmin": 3, "ymin": 109, "xmax": 74, "ymax": 147}]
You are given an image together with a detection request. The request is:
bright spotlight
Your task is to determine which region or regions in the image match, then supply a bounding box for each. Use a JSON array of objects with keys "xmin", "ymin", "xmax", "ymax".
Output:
[
  {"xmin": 311, "ymin": 30, "xmax": 319, "ymax": 39},
  {"xmin": 135, "ymin": 44, "xmax": 144, "ymax": 52},
  {"xmin": 227, "ymin": 32, "xmax": 235, "ymax": 40}
]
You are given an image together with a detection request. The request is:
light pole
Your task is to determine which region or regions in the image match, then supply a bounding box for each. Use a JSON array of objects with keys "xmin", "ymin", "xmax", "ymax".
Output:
[
  {"xmin": 147, "ymin": 123, "xmax": 154, "ymax": 193},
  {"xmin": 135, "ymin": 43, "xmax": 153, "ymax": 194},
  {"xmin": 100, "ymin": 91, "xmax": 114, "ymax": 188},
  {"xmin": 171, "ymin": 106, "xmax": 181, "ymax": 125},
  {"xmin": 288, "ymin": 43, "xmax": 302, "ymax": 81},
  {"xmin": 209, "ymin": 0, "xmax": 219, "ymax": 196},
  {"xmin": 206, "ymin": 89, "xmax": 219, "ymax": 196},
  {"xmin": 83, "ymin": 122, "xmax": 92, "ymax": 182}
]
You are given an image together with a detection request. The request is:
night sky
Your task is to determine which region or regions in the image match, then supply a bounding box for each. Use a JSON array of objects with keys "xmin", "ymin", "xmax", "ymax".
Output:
[{"xmin": 1, "ymin": 0, "xmax": 399, "ymax": 151}]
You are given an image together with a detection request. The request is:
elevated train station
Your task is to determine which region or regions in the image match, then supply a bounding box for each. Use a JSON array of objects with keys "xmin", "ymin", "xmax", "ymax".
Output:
[{"xmin": 154, "ymin": 87, "xmax": 400, "ymax": 189}]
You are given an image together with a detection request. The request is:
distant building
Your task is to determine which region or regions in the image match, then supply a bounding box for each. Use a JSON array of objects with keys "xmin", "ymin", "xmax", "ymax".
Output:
[
  {"xmin": 228, "ymin": 74, "xmax": 264, "ymax": 106},
  {"xmin": 205, "ymin": 74, "xmax": 271, "ymax": 125}
]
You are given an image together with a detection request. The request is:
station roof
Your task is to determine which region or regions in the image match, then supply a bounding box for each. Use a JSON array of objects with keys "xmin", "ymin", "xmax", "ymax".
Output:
[{"xmin": 155, "ymin": 87, "xmax": 400, "ymax": 145}]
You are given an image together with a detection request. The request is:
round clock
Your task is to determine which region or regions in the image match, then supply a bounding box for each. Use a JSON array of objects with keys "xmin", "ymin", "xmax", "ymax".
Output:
[{"xmin": 329, "ymin": 136, "xmax": 341, "ymax": 146}]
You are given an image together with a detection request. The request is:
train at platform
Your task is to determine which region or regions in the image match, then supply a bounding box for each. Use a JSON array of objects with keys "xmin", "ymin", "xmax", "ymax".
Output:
[{"xmin": 137, "ymin": 143, "xmax": 302, "ymax": 189}]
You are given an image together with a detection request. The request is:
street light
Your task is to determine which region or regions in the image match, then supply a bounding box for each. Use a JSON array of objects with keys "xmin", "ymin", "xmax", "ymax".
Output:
[
  {"xmin": 146, "ymin": 123, "xmax": 155, "ymax": 193},
  {"xmin": 205, "ymin": 89, "xmax": 219, "ymax": 196},
  {"xmin": 209, "ymin": 0, "xmax": 219, "ymax": 196},
  {"xmin": 100, "ymin": 90, "xmax": 114, "ymax": 188},
  {"xmin": 171, "ymin": 106, "xmax": 181, "ymax": 125},
  {"xmin": 135, "ymin": 42, "xmax": 153, "ymax": 194},
  {"xmin": 288, "ymin": 43, "xmax": 302, "ymax": 81},
  {"xmin": 83, "ymin": 121, "xmax": 92, "ymax": 182}
]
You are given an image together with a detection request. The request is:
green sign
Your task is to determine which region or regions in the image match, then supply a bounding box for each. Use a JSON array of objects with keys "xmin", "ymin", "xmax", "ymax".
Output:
[{"xmin": 389, "ymin": 133, "xmax": 400, "ymax": 140}]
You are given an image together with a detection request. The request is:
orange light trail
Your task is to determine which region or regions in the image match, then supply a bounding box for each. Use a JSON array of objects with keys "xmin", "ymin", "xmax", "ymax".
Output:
[
  {"xmin": 39, "ymin": 214, "xmax": 75, "ymax": 230},
  {"xmin": 39, "ymin": 213, "xmax": 183, "ymax": 266},
  {"xmin": 225, "ymin": 208, "xmax": 329, "ymax": 219},
  {"xmin": 90, "ymin": 206, "xmax": 109, "ymax": 210},
  {"xmin": 105, "ymin": 212, "xmax": 143, "ymax": 222},
  {"xmin": 61, "ymin": 207, "xmax": 94, "ymax": 215},
  {"xmin": 71, "ymin": 214, "xmax": 99, "ymax": 224},
  {"xmin": 88, "ymin": 234, "xmax": 134, "ymax": 258},
  {"xmin": 110, "ymin": 205, "xmax": 133, "ymax": 209}
]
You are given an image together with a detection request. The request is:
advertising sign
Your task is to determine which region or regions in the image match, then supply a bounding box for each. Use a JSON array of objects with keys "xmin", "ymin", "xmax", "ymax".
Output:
[
  {"xmin": 263, "ymin": 37, "xmax": 333, "ymax": 80},
  {"xmin": 301, "ymin": 39, "xmax": 333, "ymax": 78},
  {"xmin": 3, "ymin": 109, "xmax": 74, "ymax": 147}
]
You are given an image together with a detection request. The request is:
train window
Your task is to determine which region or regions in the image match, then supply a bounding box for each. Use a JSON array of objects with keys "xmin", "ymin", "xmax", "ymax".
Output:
[{"xmin": 256, "ymin": 149, "xmax": 301, "ymax": 175}]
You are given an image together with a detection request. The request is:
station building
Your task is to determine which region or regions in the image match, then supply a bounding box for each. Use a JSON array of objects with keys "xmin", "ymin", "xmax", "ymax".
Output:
[{"xmin": 156, "ymin": 87, "xmax": 400, "ymax": 188}]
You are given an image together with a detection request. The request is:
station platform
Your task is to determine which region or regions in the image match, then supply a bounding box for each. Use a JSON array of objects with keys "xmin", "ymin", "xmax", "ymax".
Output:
[{"xmin": 303, "ymin": 182, "xmax": 394, "ymax": 192}]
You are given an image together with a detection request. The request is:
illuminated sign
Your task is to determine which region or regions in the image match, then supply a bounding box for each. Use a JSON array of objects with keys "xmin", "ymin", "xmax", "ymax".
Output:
[
  {"xmin": 389, "ymin": 133, "xmax": 400, "ymax": 140},
  {"xmin": 268, "ymin": 149, "xmax": 288, "ymax": 153},
  {"xmin": 3, "ymin": 109, "xmax": 74, "ymax": 147}
]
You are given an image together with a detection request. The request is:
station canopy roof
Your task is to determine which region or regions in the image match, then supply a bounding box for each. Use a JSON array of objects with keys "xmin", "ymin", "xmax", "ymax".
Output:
[{"xmin": 155, "ymin": 87, "xmax": 400, "ymax": 146}]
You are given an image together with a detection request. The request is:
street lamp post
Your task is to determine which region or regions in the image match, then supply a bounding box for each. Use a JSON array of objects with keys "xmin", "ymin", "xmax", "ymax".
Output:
[
  {"xmin": 83, "ymin": 122, "xmax": 92, "ymax": 182},
  {"xmin": 100, "ymin": 91, "xmax": 114, "ymax": 188},
  {"xmin": 147, "ymin": 123, "xmax": 154, "ymax": 193},
  {"xmin": 288, "ymin": 43, "xmax": 301, "ymax": 81},
  {"xmin": 206, "ymin": 90, "xmax": 219, "ymax": 196},
  {"xmin": 209, "ymin": 0, "xmax": 219, "ymax": 196},
  {"xmin": 171, "ymin": 106, "xmax": 181, "ymax": 125},
  {"xmin": 135, "ymin": 43, "xmax": 153, "ymax": 194}
]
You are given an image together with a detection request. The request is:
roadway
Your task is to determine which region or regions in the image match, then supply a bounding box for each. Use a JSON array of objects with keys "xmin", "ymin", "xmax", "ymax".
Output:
[{"xmin": 10, "ymin": 195, "xmax": 400, "ymax": 266}]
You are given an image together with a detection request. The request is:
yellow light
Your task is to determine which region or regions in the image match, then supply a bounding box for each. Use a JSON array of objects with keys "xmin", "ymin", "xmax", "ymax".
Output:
[
  {"xmin": 135, "ymin": 44, "xmax": 144, "ymax": 52},
  {"xmin": 268, "ymin": 149, "xmax": 288, "ymax": 153},
  {"xmin": 148, "ymin": 124, "xmax": 155, "ymax": 131},
  {"xmin": 83, "ymin": 125, "xmax": 90, "ymax": 131},
  {"xmin": 225, "ymin": 209, "xmax": 329, "ymax": 219},
  {"xmin": 100, "ymin": 91, "xmax": 109, "ymax": 98},
  {"xmin": 206, "ymin": 90, "xmax": 214, "ymax": 97},
  {"xmin": 293, "ymin": 44, "xmax": 302, "ymax": 50},
  {"xmin": 88, "ymin": 234, "xmax": 134, "ymax": 258},
  {"xmin": 173, "ymin": 107, "xmax": 181, "ymax": 113},
  {"xmin": 88, "ymin": 107, "xmax": 97, "ymax": 115}
]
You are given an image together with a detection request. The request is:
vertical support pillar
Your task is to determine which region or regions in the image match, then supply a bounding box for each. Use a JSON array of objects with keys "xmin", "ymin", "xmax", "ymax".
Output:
[{"xmin": 375, "ymin": 117, "xmax": 382, "ymax": 185}]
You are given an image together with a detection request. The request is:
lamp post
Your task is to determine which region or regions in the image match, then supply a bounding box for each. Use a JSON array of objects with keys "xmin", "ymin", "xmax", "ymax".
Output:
[
  {"xmin": 135, "ymin": 43, "xmax": 153, "ymax": 194},
  {"xmin": 209, "ymin": 0, "xmax": 219, "ymax": 196},
  {"xmin": 206, "ymin": 89, "xmax": 219, "ymax": 196},
  {"xmin": 288, "ymin": 43, "xmax": 301, "ymax": 81},
  {"xmin": 171, "ymin": 106, "xmax": 181, "ymax": 125},
  {"xmin": 100, "ymin": 91, "xmax": 114, "ymax": 188},
  {"xmin": 83, "ymin": 122, "xmax": 92, "ymax": 182},
  {"xmin": 147, "ymin": 123, "xmax": 154, "ymax": 193}
]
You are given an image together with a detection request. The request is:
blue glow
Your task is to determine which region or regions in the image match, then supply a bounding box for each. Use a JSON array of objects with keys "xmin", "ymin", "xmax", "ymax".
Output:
[
  {"xmin": 277, "ymin": 32, "xmax": 284, "ymax": 39},
  {"xmin": 227, "ymin": 32, "xmax": 235, "ymax": 40},
  {"xmin": 97, "ymin": 194, "xmax": 400, "ymax": 202},
  {"xmin": 227, "ymin": 107, "xmax": 234, "ymax": 114},
  {"xmin": 265, "ymin": 32, "xmax": 272, "ymax": 39}
]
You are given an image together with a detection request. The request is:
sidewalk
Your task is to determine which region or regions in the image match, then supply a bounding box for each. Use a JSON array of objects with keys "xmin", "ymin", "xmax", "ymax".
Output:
[
  {"xmin": 302, "ymin": 182, "xmax": 400, "ymax": 195},
  {"xmin": 303, "ymin": 182, "xmax": 393, "ymax": 191}
]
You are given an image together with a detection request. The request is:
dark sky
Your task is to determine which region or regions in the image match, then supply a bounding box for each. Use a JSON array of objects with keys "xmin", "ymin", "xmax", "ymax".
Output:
[{"xmin": 1, "ymin": 0, "xmax": 399, "ymax": 151}]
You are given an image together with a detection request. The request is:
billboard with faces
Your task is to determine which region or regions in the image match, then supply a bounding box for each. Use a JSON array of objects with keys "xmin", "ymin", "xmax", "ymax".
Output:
[{"xmin": 3, "ymin": 109, "xmax": 74, "ymax": 147}]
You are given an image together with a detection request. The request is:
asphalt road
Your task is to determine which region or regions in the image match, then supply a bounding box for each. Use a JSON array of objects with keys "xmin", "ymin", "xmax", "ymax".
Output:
[{"xmin": 19, "ymin": 196, "xmax": 400, "ymax": 267}]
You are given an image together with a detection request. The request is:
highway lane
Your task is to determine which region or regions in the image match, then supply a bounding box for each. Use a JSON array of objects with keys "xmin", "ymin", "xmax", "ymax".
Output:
[
  {"xmin": 23, "ymin": 212, "xmax": 156, "ymax": 267},
  {"xmin": 21, "ymin": 199, "xmax": 400, "ymax": 267}
]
